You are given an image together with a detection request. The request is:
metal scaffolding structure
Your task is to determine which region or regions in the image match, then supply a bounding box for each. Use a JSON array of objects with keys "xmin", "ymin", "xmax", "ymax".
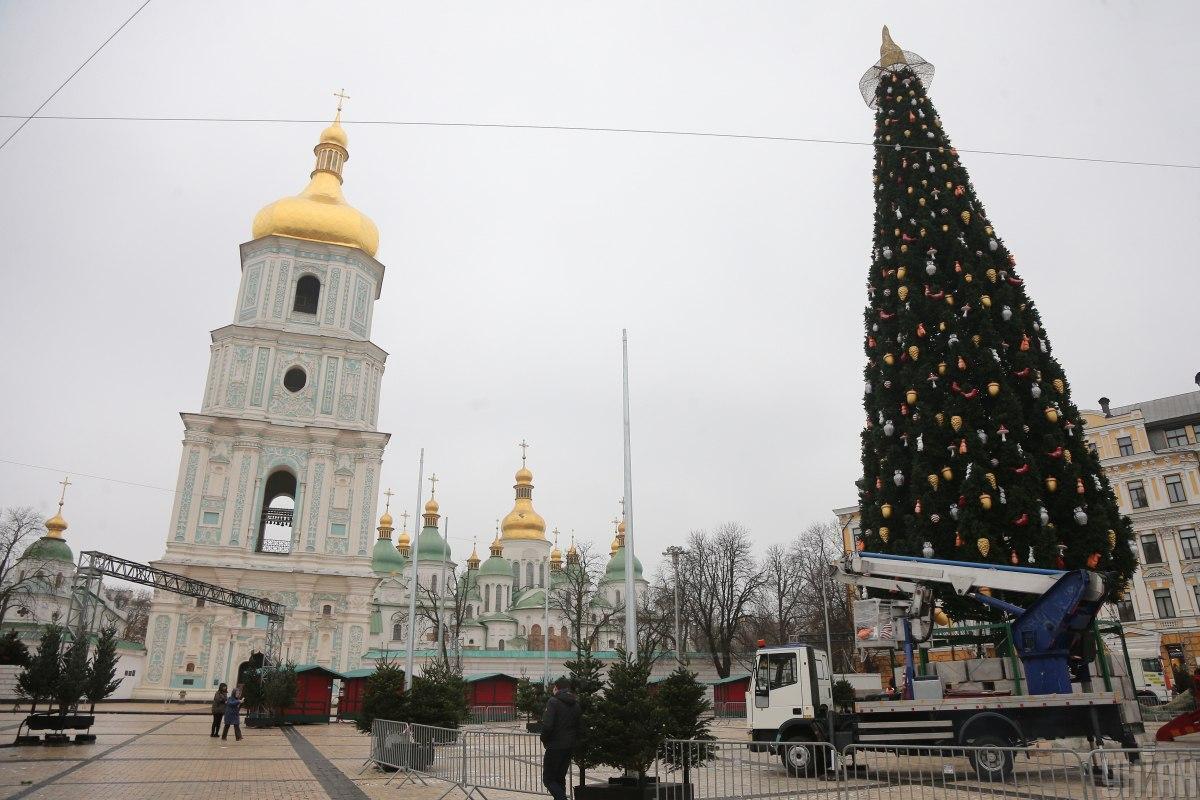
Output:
[{"xmin": 65, "ymin": 550, "xmax": 287, "ymax": 667}]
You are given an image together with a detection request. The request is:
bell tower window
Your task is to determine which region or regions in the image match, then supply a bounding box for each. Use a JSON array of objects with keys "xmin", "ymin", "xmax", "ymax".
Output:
[
  {"xmin": 293, "ymin": 275, "xmax": 320, "ymax": 314},
  {"xmin": 256, "ymin": 470, "xmax": 296, "ymax": 554}
]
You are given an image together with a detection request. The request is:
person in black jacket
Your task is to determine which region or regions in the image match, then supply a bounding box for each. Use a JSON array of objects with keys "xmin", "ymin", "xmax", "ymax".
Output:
[{"xmin": 540, "ymin": 677, "xmax": 581, "ymax": 800}]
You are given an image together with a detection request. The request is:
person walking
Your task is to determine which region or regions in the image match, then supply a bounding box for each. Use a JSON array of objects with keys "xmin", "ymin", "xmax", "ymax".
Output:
[
  {"xmin": 210, "ymin": 683, "xmax": 228, "ymax": 737},
  {"xmin": 221, "ymin": 687, "xmax": 243, "ymax": 741},
  {"xmin": 540, "ymin": 677, "xmax": 580, "ymax": 800}
]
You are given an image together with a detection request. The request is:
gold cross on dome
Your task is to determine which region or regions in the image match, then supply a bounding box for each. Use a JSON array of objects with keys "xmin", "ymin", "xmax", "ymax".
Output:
[
  {"xmin": 552, "ymin": 527, "xmax": 560, "ymax": 543},
  {"xmin": 611, "ymin": 516, "xmax": 620, "ymax": 532},
  {"xmin": 399, "ymin": 510, "xmax": 410, "ymax": 530},
  {"xmin": 333, "ymin": 88, "xmax": 350, "ymax": 113},
  {"xmin": 57, "ymin": 476, "xmax": 72, "ymax": 509},
  {"xmin": 383, "ymin": 487, "xmax": 394, "ymax": 512},
  {"xmin": 428, "ymin": 473, "xmax": 439, "ymax": 497},
  {"xmin": 518, "ymin": 439, "xmax": 530, "ymax": 465}
]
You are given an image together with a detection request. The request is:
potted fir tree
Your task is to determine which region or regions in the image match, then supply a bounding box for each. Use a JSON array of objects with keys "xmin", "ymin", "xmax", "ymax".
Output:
[
  {"xmin": 655, "ymin": 666, "xmax": 715, "ymax": 800},
  {"xmin": 515, "ymin": 676, "xmax": 548, "ymax": 733},
  {"xmin": 565, "ymin": 644, "xmax": 606, "ymax": 789}
]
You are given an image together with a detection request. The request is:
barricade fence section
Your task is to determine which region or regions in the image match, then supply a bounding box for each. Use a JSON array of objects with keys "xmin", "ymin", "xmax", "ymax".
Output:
[
  {"xmin": 369, "ymin": 721, "xmax": 1200, "ymax": 800},
  {"xmin": 713, "ymin": 701, "xmax": 746, "ymax": 719},
  {"xmin": 1087, "ymin": 747, "xmax": 1200, "ymax": 799},
  {"xmin": 468, "ymin": 704, "xmax": 517, "ymax": 725}
]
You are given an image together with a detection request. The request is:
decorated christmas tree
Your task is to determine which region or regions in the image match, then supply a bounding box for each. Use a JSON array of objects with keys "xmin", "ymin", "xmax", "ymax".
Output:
[{"xmin": 855, "ymin": 28, "xmax": 1134, "ymax": 612}]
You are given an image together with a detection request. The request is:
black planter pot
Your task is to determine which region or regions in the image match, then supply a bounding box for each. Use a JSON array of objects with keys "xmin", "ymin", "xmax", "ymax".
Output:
[
  {"xmin": 383, "ymin": 742, "xmax": 435, "ymax": 772},
  {"xmin": 575, "ymin": 778, "xmax": 692, "ymax": 800},
  {"xmin": 526, "ymin": 721, "xmax": 543, "ymax": 734}
]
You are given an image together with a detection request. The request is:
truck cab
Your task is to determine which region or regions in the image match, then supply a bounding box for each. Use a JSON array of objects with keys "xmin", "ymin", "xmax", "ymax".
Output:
[{"xmin": 749, "ymin": 645, "xmax": 833, "ymax": 744}]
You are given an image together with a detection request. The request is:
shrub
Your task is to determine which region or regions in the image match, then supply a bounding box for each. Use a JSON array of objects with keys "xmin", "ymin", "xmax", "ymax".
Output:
[{"xmin": 357, "ymin": 663, "xmax": 407, "ymax": 735}]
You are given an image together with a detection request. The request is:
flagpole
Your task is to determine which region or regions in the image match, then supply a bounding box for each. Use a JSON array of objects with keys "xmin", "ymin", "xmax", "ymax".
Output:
[
  {"xmin": 438, "ymin": 516, "xmax": 449, "ymax": 662},
  {"xmin": 621, "ymin": 329, "xmax": 637, "ymax": 660},
  {"xmin": 405, "ymin": 448, "xmax": 424, "ymax": 690}
]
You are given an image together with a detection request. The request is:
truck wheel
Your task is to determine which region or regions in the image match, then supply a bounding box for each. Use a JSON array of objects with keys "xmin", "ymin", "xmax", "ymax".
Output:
[
  {"xmin": 968, "ymin": 734, "xmax": 1014, "ymax": 782},
  {"xmin": 779, "ymin": 735, "xmax": 827, "ymax": 777}
]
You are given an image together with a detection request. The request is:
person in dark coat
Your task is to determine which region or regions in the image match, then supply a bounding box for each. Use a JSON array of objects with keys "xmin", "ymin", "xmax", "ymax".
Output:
[
  {"xmin": 540, "ymin": 677, "xmax": 581, "ymax": 800},
  {"xmin": 210, "ymin": 683, "xmax": 228, "ymax": 737},
  {"xmin": 222, "ymin": 688, "xmax": 243, "ymax": 741}
]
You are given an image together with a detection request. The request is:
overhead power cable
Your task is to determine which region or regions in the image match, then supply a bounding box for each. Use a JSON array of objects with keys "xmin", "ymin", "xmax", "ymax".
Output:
[
  {"xmin": 0, "ymin": 0, "xmax": 154, "ymax": 153},
  {"xmin": 1, "ymin": 113, "xmax": 1195, "ymax": 170}
]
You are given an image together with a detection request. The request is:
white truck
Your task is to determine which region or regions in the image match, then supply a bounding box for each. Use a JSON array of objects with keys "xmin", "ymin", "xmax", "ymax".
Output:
[{"xmin": 747, "ymin": 552, "xmax": 1143, "ymax": 781}]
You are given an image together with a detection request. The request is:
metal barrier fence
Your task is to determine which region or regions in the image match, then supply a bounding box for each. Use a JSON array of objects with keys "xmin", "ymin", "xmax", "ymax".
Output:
[
  {"xmin": 468, "ymin": 704, "xmax": 518, "ymax": 725},
  {"xmin": 714, "ymin": 701, "xmax": 746, "ymax": 719},
  {"xmin": 1139, "ymin": 693, "xmax": 1197, "ymax": 723},
  {"xmin": 367, "ymin": 722, "xmax": 1200, "ymax": 799},
  {"xmin": 367, "ymin": 718, "xmax": 575, "ymax": 796}
]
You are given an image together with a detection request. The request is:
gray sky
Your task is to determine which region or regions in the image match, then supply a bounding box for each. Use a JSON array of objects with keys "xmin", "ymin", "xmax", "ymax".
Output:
[{"xmin": 1, "ymin": 1, "xmax": 1196, "ymax": 579}]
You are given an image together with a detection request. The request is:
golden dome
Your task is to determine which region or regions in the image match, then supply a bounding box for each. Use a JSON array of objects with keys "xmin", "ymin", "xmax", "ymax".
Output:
[
  {"xmin": 45, "ymin": 510, "xmax": 68, "ymax": 540},
  {"xmin": 397, "ymin": 529, "xmax": 411, "ymax": 547},
  {"xmin": 425, "ymin": 497, "xmax": 439, "ymax": 515},
  {"xmin": 251, "ymin": 108, "xmax": 379, "ymax": 257},
  {"xmin": 567, "ymin": 538, "xmax": 578, "ymax": 556},
  {"xmin": 379, "ymin": 511, "xmax": 393, "ymax": 527},
  {"xmin": 501, "ymin": 465, "xmax": 546, "ymax": 541},
  {"xmin": 551, "ymin": 543, "xmax": 562, "ymax": 560},
  {"xmin": 610, "ymin": 535, "xmax": 620, "ymax": 556},
  {"xmin": 467, "ymin": 540, "xmax": 481, "ymax": 568}
]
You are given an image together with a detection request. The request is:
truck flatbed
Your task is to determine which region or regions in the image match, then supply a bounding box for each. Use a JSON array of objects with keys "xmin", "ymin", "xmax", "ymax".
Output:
[{"xmin": 855, "ymin": 691, "xmax": 1121, "ymax": 715}]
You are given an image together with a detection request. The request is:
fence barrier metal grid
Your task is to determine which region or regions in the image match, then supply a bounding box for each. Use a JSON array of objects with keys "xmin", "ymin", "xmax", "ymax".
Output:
[{"xmin": 367, "ymin": 721, "xmax": 1199, "ymax": 799}]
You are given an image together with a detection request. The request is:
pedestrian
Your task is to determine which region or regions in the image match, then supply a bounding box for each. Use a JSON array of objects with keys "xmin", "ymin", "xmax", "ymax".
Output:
[
  {"xmin": 210, "ymin": 683, "xmax": 228, "ymax": 737},
  {"xmin": 540, "ymin": 677, "xmax": 580, "ymax": 800},
  {"xmin": 222, "ymin": 687, "xmax": 243, "ymax": 741}
]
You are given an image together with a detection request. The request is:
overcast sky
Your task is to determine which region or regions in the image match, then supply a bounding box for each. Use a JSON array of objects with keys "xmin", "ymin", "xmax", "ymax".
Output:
[{"xmin": 1, "ymin": 1, "xmax": 1196, "ymax": 579}]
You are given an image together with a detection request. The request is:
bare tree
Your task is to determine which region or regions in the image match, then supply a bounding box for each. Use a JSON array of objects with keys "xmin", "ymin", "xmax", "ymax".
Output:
[
  {"xmin": 757, "ymin": 542, "xmax": 806, "ymax": 643},
  {"xmin": 0, "ymin": 507, "xmax": 52, "ymax": 626},
  {"xmin": 549, "ymin": 543, "xmax": 621, "ymax": 657},
  {"xmin": 415, "ymin": 569, "xmax": 470, "ymax": 672},
  {"xmin": 792, "ymin": 521, "xmax": 856, "ymax": 671},
  {"xmin": 680, "ymin": 523, "xmax": 766, "ymax": 678},
  {"xmin": 105, "ymin": 587, "xmax": 153, "ymax": 643}
]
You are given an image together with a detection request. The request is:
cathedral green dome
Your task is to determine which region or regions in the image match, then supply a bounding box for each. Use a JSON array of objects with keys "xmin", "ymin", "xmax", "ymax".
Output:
[
  {"xmin": 604, "ymin": 547, "xmax": 643, "ymax": 581},
  {"xmin": 416, "ymin": 526, "xmax": 452, "ymax": 560},
  {"xmin": 479, "ymin": 554, "xmax": 513, "ymax": 577},
  {"xmin": 25, "ymin": 535, "xmax": 73, "ymax": 564},
  {"xmin": 512, "ymin": 588, "xmax": 547, "ymax": 610},
  {"xmin": 371, "ymin": 537, "xmax": 407, "ymax": 574}
]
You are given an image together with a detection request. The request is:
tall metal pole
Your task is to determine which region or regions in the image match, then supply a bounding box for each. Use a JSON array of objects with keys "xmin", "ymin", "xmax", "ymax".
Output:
[
  {"xmin": 621, "ymin": 329, "xmax": 637, "ymax": 659},
  {"xmin": 404, "ymin": 448, "xmax": 424, "ymax": 690},
  {"xmin": 820, "ymin": 571, "xmax": 837, "ymax": 746},
  {"xmin": 664, "ymin": 546, "xmax": 685, "ymax": 667},
  {"xmin": 438, "ymin": 516, "xmax": 449, "ymax": 661},
  {"xmin": 543, "ymin": 555, "xmax": 550, "ymax": 687}
]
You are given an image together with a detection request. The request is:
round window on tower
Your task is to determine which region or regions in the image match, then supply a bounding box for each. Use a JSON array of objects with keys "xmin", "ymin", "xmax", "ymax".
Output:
[{"xmin": 283, "ymin": 367, "xmax": 306, "ymax": 393}]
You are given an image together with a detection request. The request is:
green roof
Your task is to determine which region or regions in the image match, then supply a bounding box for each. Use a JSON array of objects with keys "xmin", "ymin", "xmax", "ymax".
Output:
[
  {"xmin": 416, "ymin": 525, "xmax": 452, "ymax": 560},
  {"xmin": 478, "ymin": 612, "xmax": 517, "ymax": 624},
  {"xmin": 464, "ymin": 672, "xmax": 520, "ymax": 683},
  {"xmin": 512, "ymin": 588, "xmax": 547, "ymax": 610},
  {"xmin": 371, "ymin": 537, "xmax": 407, "ymax": 574},
  {"xmin": 707, "ymin": 673, "xmax": 751, "ymax": 686},
  {"xmin": 479, "ymin": 554, "xmax": 513, "ymax": 577},
  {"xmin": 292, "ymin": 663, "xmax": 344, "ymax": 678},
  {"xmin": 24, "ymin": 536, "xmax": 73, "ymax": 564},
  {"xmin": 603, "ymin": 547, "xmax": 642, "ymax": 581},
  {"xmin": 340, "ymin": 668, "xmax": 377, "ymax": 679}
]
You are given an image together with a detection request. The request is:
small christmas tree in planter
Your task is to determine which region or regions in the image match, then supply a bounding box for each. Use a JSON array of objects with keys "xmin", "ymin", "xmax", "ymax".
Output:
[
  {"xmin": 656, "ymin": 666, "xmax": 715, "ymax": 800},
  {"xmin": 577, "ymin": 649, "xmax": 668, "ymax": 800},
  {"xmin": 515, "ymin": 676, "xmax": 548, "ymax": 733},
  {"xmin": 565, "ymin": 644, "xmax": 606, "ymax": 788}
]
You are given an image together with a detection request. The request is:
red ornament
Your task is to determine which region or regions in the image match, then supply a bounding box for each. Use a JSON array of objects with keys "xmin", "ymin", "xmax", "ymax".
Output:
[
  {"xmin": 1087, "ymin": 552, "xmax": 1101, "ymax": 569},
  {"xmin": 1047, "ymin": 446, "xmax": 1063, "ymax": 459},
  {"xmin": 955, "ymin": 532, "xmax": 964, "ymax": 547},
  {"xmin": 1012, "ymin": 367, "xmax": 1031, "ymax": 379},
  {"xmin": 1012, "ymin": 463, "xmax": 1030, "ymax": 475},
  {"xmin": 958, "ymin": 439, "xmax": 968, "ymax": 454},
  {"xmin": 1020, "ymin": 335, "xmax": 1032, "ymax": 351},
  {"xmin": 880, "ymin": 310, "xmax": 895, "ymax": 320},
  {"xmin": 1010, "ymin": 550, "xmax": 1019, "ymax": 565},
  {"xmin": 1056, "ymin": 553, "xmax": 1066, "ymax": 569},
  {"xmin": 961, "ymin": 388, "xmax": 980, "ymax": 400},
  {"xmin": 917, "ymin": 323, "xmax": 927, "ymax": 337},
  {"xmin": 914, "ymin": 499, "xmax": 922, "ymax": 514},
  {"xmin": 1007, "ymin": 275, "xmax": 1024, "ymax": 286},
  {"xmin": 1013, "ymin": 512, "xmax": 1029, "ymax": 526},
  {"xmin": 1076, "ymin": 478, "xmax": 1085, "ymax": 494}
]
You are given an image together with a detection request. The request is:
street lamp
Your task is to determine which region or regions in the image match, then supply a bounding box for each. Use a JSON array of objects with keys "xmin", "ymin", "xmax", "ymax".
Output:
[{"xmin": 663, "ymin": 546, "xmax": 686, "ymax": 667}]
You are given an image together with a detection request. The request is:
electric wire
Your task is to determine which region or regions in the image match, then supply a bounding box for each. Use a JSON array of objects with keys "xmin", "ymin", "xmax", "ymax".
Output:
[
  {"xmin": 0, "ymin": 0, "xmax": 154, "ymax": 153},
  {"xmin": 1, "ymin": 113, "xmax": 1195, "ymax": 170}
]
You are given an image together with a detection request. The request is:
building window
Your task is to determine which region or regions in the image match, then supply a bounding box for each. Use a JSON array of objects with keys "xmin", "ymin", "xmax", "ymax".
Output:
[
  {"xmin": 54, "ymin": 573, "xmax": 63, "ymax": 589},
  {"xmin": 293, "ymin": 275, "xmax": 320, "ymax": 314},
  {"xmin": 1181, "ymin": 528, "xmax": 1200, "ymax": 560},
  {"xmin": 125, "ymin": 669, "xmax": 136, "ymax": 677},
  {"xmin": 202, "ymin": 511, "xmax": 220, "ymax": 526},
  {"xmin": 498, "ymin": 639, "xmax": 505, "ymax": 651},
  {"xmin": 1193, "ymin": 584, "xmax": 1200, "ymax": 615},
  {"xmin": 431, "ymin": 574, "xmax": 438, "ymax": 594},
  {"xmin": 241, "ymin": 612, "xmax": 248, "ymax": 627},
  {"xmin": 1154, "ymin": 588, "xmax": 1176, "ymax": 619},
  {"xmin": 512, "ymin": 561, "xmax": 520, "ymax": 588},
  {"xmin": 1116, "ymin": 596, "xmax": 1136, "ymax": 622},
  {"xmin": 526, "ymin": 562, "xmax": 534, "ymax": 587},
  {"xmin": 1141, "ymin": 534, "xmax": 1162, "ymax": 564},
  {"xmin": 484, "ymin": 585, "xmax": 491, "ymax": 613},
  {"xmin": 1193, "ymin": 424, "xmax": 1200, "ymax": 443},
  {"xmin": 1128, "ymin": 480, "xmax": 1148, "ymax": 509},
  {"xmin": 186, "ymin": 662, "xmax": 195, "ymax": 673},
  {"xmin": 1165, "ymin": 474, "xmax": 1187, "ymax": 504},
  {"xmin": 392, "ymin": 623, "xmax": 403, "ymax": 641},
  {"xmin": 1087, "ymin": 441, "xmax": 1099, "ymax": 457},
  {"xmin": 1165, "ymin": 427, "xmax": 1189, "ymax": 448},
  {"xmin": 1117, "ymin": 436, "xmax": 1134, "ymax": 457},
  {"xmin": 322, "ymin": 604, "xmax": 333, "ymax": 616},
  {"xmin": 196, "ymin": 598, "xmax": 205, "ymax": 607},
  {"xmin": 283, "ymin": 367, "xmax": 307, "ymax": 393},
  {"xmin": 539, "ymin": 563, "xmax": 545, "ymax": 588}
]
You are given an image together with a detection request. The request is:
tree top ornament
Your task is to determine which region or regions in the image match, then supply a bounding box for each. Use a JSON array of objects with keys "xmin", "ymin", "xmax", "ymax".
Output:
[{"xmin": 859, "ymin": 25, "xmax": 935, "ymax": 109}]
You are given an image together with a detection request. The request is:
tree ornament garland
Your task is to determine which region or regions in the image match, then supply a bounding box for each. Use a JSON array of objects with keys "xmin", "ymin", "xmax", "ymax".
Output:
[{"xmin": 855, "ymin": 27, "xmax": 1134, "ymax": 615}]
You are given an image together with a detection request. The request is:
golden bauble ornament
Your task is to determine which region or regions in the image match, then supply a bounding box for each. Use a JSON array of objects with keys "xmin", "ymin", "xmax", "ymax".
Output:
[
  {"xmin": 935, "ymin": 412, "xmax": 945, "ymax": 425},
  {"xmin": 937, "ymin": 361, "xmax": 947, "ymax": 375},
  {"xmin": 897, "ymin": 266, "xmax": 907, "ymax": 279},
  {"xmin": 898, "ymin": 286, "xmax": 909, "ymax": 301},
  {"xmin": 986, "ymin": 268, "xmax": 997, "ymax": 283},
  {"xmin": 1053, "ymin": 378, "xmax": 1065, "ymax": 394},
  {"xmin": 1063, "ymin": 449, "xmax": 1072, "ymax": 464},
  {"xmin": 908, "ymin": 345, "xmax": 920, "ymax": 360},
  {"xmin": 981, "ymin": 295, "xmax": 992, "ymax": 308},
  {"xmin": 928, "ymin": 474, "xmax": 939, "ymax": 489},
  {"xmin": 941, "ymin": 466, "xmax": 953, "ymax": 481},
  {"xmin": 961, "ymin": 210, "xmax": 971, "ymax": 224},
  {"xmin": 918, "ymin": 197, "xmax": 926, "ymax": 206},
  {"xmin": 951, "ymin": 414, "xmax": 963, "ymax": 432},
  {"xmin": 905, "ymin": 389, "xmax": 918, "ymax": 405},
  {"xmin": 945, "ymin": 295, "xmax": 955, "ymax": 306},
  {"xmin": 985, "ymin": 472, "xmax": 997, "ymax": 489},
  {"xmin": 881, "ymin": 503, "xmax": 893, "ymax": 519},
  {"xmin": 946, "ymin": 181, "xmax": 953, "ymax": 189},
  {"xmin": 971, "ymin": 334, "xmax": 981, "ymax": 346},
  {"xmin": 1107, "ymin": 529, "xmax": 1117, "ymax": 548},
  {"xmin": 977, "ymin": 537, "xmax": 991, "ymax": 557},
  {"xmin": 964, "ymin": 274, "xmax": 973, "ymax": 283},
  {"xmin": 1045, "ymin": 407, "xmax": 1059, "ymax": 423},
  {"xmin": 987, "ymin": 381, "xmax": 1000, "ymax": 397},
  {"xmin": 942, "ymin": 224, "xmax": 950, "ymax": 232},
  {"xmin": 879, "ymin": 527, "xmax": 890, "ymax": 543},
  {"xmin": 934, "ymin": 608, "xmax": 951, "ymax": 626},
  {"xmin": 883, "ymin": 353, "xmax": 895, "ymax": 366},
  {"xmin": 1046, "ymin": 476, "xmax": 1058, "ymax": 492},
  {"xmin": 900, "ymin": 244, "xmax": 908, "ymax": 253}
]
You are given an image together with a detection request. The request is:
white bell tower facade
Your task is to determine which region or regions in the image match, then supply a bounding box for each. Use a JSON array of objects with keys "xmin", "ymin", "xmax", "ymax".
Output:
[{"xmin": 136, "ymin": 108, "xmax": 391, "ymax": 697}]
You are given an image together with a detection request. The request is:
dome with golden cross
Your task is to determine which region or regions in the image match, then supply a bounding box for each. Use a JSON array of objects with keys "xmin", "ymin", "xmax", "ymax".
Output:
[{"xmin": 501, "ymin": 441, "xmax": 546, "ymax": 541}]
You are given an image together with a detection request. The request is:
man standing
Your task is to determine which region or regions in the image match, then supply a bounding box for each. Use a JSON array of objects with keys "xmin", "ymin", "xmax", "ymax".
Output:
[{"xmin": 540, "ymin": 677, "xmax": 581, "ymax": 800}]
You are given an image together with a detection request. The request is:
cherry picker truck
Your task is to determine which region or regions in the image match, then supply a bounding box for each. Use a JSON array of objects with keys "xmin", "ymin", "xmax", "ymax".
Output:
[{"xmin": 747, "ymin": 551, "xmax": 1143, "ymax": 780}]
